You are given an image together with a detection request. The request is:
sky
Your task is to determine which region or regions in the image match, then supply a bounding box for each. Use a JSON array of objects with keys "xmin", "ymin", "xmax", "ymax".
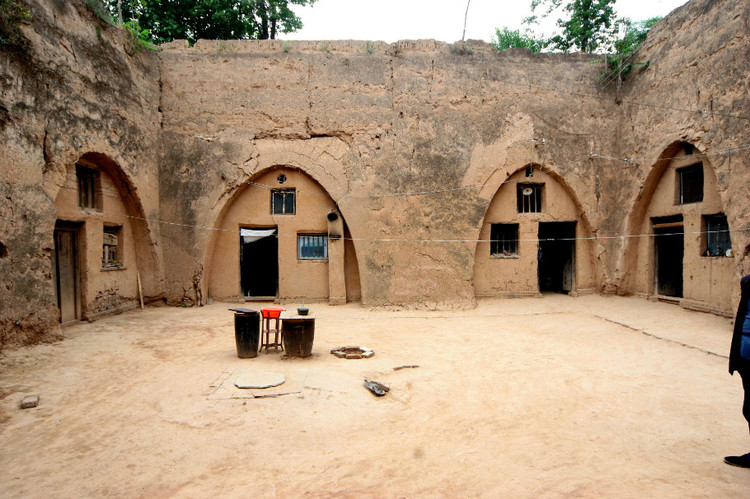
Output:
[{"xmin": 285, "ymin": 0, "xmax": 688, "ymax": 44}]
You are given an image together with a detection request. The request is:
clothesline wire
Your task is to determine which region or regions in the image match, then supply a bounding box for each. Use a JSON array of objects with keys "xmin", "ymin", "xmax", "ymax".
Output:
[{"xmin": 103, "ymin": 210, "xmax": 749, "ymax": 245}]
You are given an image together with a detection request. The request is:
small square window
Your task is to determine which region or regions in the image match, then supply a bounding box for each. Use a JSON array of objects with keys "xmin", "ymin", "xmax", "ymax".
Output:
[
  {"xmin": 272, "ymin": 189, "xmax": 296, "ymax": 215},
  {"xmin": 102, "ymin": 226, "xmax": 123, "ymax": 268},
  {"xmin": 703, "ymin": 214, "xmax": 732, "ymax": 257},
  {"xmin": 676, "ymin": 163, "xmax": 703, "ymax": 205},
  {"xmin": 490, "ymin": 223, "xmax": 519, "ymax": 256},
  {"xmin": 517, "ymin": 183, "xmax": 543, "ymax": 213},
  {"xmin": 76, "ymin": 164, "xmax": 100, "ymax": 210},
  {"xmin": 298, "ymin": 233, "xmax": 328, "ymax": 260}
]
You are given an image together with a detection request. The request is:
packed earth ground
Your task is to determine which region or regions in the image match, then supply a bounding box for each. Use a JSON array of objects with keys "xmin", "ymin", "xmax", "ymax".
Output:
[{"xmin": 1, "ymin": 295, "xmax": 749, "ymax": 498}]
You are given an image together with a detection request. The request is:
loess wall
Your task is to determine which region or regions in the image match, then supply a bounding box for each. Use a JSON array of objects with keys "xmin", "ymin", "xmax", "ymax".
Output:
[
  {"xmin": 1, "ymin": 0, "xmax": 749, "ymax": 348},
  {"xmin": 157, "ymin": 0, "xmax": 749, "ymax": 315},
  {"xmin": 157, "ymin": 39, "xmax": 620, "ymax": 309},
  {"xmin": 0, "ymin": 0, "xmax": 163, "ymax": 347}
]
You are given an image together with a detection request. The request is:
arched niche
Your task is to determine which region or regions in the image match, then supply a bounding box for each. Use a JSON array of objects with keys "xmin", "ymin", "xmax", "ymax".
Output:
[
  {"xmin": 472, "ymin": 163, "xmax": 597, "ymax": 298},
  {"xmin": 52, "ymin": 152, "xmax": 160, "ymax": 323},
  {"xmin": 206, "ymin": 166, "xmax": 360, "ymax": 304},
  {"xmin": 624, "ymin": 141, "xmax": 734, "ymax": 314}
]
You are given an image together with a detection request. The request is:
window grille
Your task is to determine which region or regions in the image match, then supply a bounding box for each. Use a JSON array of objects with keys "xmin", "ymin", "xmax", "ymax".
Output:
[
  {"xmin": 703, "ymin": 214, "xmax": 732, "ymax": 257},
  {"xmin": 271, "ymin": 189, "xmax": 296, "ymax": 215},
  {"xmin": 298, "ymin": 233, "xmax": 328, "ymax": 260},
  {"xmin": 77, "ymin": 164, "xmax": 99, "ymax": 210},
  {"xmin": 677, "ymin": 163, "xmax": 703, "ymax": 204},
  {"xmin": 490, "ymin": 224, "xmax": 519, "ymax": 256},
  {"xmin": 517, "ymin": 184, "xmax": 543, "ymax": 213}
]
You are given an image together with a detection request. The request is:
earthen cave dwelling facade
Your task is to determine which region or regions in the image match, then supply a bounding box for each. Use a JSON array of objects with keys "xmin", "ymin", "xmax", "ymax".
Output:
[{"xmin": 1, "ymin": 0, "xmax": 749, "ymax": 347}]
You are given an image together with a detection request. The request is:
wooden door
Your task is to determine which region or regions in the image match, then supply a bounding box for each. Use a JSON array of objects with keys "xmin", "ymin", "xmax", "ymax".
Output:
[{"xmin": 55, "ymin": 228, "xmax": 80, "ymax": 324}]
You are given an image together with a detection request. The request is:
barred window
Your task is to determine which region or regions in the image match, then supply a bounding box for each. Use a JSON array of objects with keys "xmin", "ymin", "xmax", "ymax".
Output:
[
  {"xmin": 703, "ymin": 214, "xmax": 732, "ymax": 257},
  {"xmin": 676, "ymin": 163, "xmax": 703, "ymax": 205},
  {"xmin": 490, "ymin": 223, "xmax": 519, "ymax": 256},
  {"xmin": 298, "ymin": 233, "xmax": 328, "ymax": 260},
  {"xmin": 271, "ymin": 189, "xmax": 296, "ymax": 215},
  {"xmin": 77, "ymin": 164, "xmax": 100, "ymax": 210},
  {"xmin": 517, "ymin": 183, "xmax": 543, "ymax": 213}
]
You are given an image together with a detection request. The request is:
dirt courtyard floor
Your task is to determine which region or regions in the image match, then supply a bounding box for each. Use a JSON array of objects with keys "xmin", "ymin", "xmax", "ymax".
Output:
[{"xmin": 1, "ymin": 294, "xmax": 749, "ymax": 498}]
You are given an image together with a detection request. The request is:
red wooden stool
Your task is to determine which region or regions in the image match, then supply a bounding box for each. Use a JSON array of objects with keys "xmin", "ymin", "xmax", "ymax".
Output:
[{"xmin": 260, "ymin": 307, "xmax": 285, "ymax": 352}]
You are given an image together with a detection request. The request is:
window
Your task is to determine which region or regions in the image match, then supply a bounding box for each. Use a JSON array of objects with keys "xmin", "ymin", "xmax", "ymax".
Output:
[
  {"xmin": 517, "ymin": 183, "xmax": 543, "ymax": 213},
  {"xmin": 102, "ymin": 226, "xmax": 123, "ymax": 268},
  {"xmin": 76, "ymin": 164, "xmax": 100, "ymax": 210},
  {"xmin": 271, "ymin": 189, "xmax": 296, "ymax": 215},
  {"xmin": 490, "ymin": 223, "xmax": 519, "ymax": 257},
  {"xmin": 703, "ymin": 214, "xmax": 732, "ymax": 257},
  {"xmin": 298, "ymin": 233, "xmax": 328, "ymax": 260},
  {"xmin": 676, "ymin": 163, "xmax": 703, "ymax": 205}
]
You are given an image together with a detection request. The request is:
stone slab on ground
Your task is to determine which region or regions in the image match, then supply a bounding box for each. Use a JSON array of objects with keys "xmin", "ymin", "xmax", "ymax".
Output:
[
  {"xmin": 207, "ymin": 370, "xmax": 302, "ymax": 400},
  {"xmin": 234, "ymin": 371, "xmax": 285, "ymax": 389},
  {"xmin": 19, "ymin": 395, "xmax": 39, "ymax": 409}
]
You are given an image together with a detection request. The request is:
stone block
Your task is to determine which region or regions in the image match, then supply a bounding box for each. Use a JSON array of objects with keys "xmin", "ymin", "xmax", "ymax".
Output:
[{"xmin": 20, "ymin": 394, "xmax": 39, "ymax": 409}]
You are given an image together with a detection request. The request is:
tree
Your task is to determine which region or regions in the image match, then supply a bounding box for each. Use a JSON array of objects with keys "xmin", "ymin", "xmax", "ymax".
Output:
[
  {"xmin": 526, "ymin": 0, "xmax": 620, "ymax": 53},
  {"xmin": 599, "ymin": 16, "xmax": 662, "ymax": 88},
  {"xmin": 492, "ymin": 27, "xmax": 546, "ymax": 53},
  {"xmin": 108, "ymin": 0, "xmax": 315, "ymax": 45},
  {"xmin": 0, "ymin": 0, "xmax": 31, "ymax": 47},
  {"xmin": 612, "ymin": 16, "xmax": 661, "ymax": 56}
]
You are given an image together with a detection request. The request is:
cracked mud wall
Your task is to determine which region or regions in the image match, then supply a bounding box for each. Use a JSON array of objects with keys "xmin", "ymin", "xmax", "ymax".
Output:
[
  {"xmin": 158, "ymin": 0, "xmax": 748, "ymax": 313},
  {"xmin": 158, "ymin": 40, "xmax": 619, "ymax": 308},
  {"xmin": 611, "ymin": 0, "xmax": 750, "ymax": 314},
  {"xmin": 3, "ymin": 0, "xmax": 749, "ymax": 345},
  {"xmin": 0, "ymin": 0, "xmax": 163, "ymax": 347}
]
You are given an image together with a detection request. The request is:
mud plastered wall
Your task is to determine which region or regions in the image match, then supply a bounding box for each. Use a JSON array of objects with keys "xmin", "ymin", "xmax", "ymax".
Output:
[
  {"xmin": 2, "ymin": 0, "xmax": 749, "ymax": 347},
  {"xmin": 158, "ymin": 39, "xmax": 623, "ymax": 309},
  {"xmin": 614, "ymin": 0, "xmax": 750, "ymax": 309},
  {"xmin": 158, "ymin": 0, "xmax": 748, "ymax": 313},
  {"xmin": 0, "ymin": 0, "xmax": 163, "ymax": 347}
]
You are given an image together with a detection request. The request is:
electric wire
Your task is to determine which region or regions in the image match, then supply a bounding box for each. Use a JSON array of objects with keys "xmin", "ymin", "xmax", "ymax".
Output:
[{"xmin": 103, "ymin": 209, "xmax": 750, "ymax": 247}]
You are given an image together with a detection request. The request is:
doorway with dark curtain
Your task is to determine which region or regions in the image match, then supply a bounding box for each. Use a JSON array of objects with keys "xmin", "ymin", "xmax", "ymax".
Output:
[
  {"xmin": 538, "ymin": 221, "xmax": 576, "ymax": 294},
  {"xmin": 240, "ymin": 228, "xmax": 278, "ymax": 298},
  {"xmin": 653, "ymin": 216, "xmax": 684, "ymax": 298}
]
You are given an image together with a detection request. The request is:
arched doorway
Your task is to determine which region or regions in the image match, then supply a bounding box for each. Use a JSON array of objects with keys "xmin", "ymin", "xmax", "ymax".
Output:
[
  {"xmin": 53, "ymin": 153, "xmax": 158, "ymax": 323},
  {"xmin": 473, "ymin": 163, "xmax": 596, "ymax": 297},
  {"xmin": 628, "ymin": 141, "xmax": 734, "ymax": 314},
  {"xmin": 207, "ymin": 166, "xmax": 360, "ymax": 303}
]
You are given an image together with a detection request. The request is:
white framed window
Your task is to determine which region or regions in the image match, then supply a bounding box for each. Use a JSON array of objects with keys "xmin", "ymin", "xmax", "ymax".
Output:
[{"xmin": 297, "ymin": 233, "xmax": 328, "ymax": 260}]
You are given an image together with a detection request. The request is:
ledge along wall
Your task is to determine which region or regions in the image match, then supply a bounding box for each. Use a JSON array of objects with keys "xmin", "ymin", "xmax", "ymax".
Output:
[{"xmin": 2, "ymin": 0, "xmax": 749, "ymax": 348}]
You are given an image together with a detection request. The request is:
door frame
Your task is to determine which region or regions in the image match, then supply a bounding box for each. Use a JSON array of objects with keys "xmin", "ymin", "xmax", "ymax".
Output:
[
  {"xmin": 54, "ymin": 222, "xmax": 83, "ymax": 325},
  {"xmin": 240, "ymin": 226, "xmax": 279, "ymax": 299},
  {"xmin": 652, "ymin": 217, "xmax": 684, "ymax": 298},
  {"xmin": 537, "ymin": 221, "xmax": 577, "ymax": 294}
]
